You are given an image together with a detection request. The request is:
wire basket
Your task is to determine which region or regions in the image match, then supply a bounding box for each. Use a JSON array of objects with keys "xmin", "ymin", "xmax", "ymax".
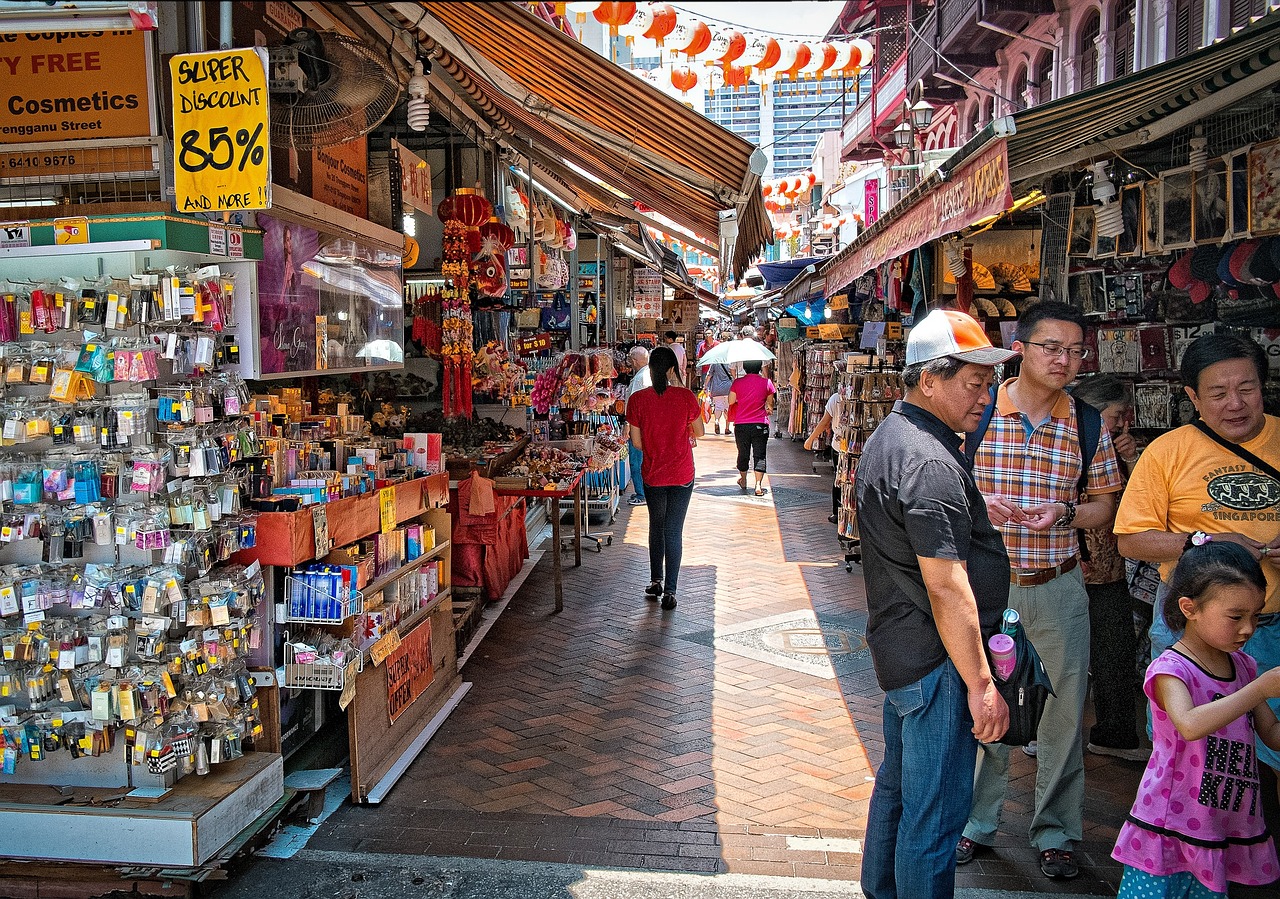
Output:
[
  {"xmin": 282, "ymin": 635, "xmax": 362, "ymax": 690},
  {"xmin": 282, "ymin": 575, "xmax": 365, "ymax": 624}
]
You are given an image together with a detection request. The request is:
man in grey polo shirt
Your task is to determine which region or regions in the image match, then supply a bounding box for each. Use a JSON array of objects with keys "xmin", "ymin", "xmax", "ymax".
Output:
[{"xmin": 856, "ymin": 309, "xmax": 1014, "ymax": 899}]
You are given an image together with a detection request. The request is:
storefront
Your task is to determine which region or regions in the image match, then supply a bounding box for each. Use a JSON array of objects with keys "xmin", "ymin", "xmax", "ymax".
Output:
[{"xmin": 0, "ymin": 1, "xmax": 768, "ymax": 887}]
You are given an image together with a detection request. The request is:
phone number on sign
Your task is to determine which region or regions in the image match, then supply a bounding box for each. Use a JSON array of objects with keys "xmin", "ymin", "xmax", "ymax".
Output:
[{"xmin": 6, "ymin": 154, "xmax": 76, "ymax": 168}]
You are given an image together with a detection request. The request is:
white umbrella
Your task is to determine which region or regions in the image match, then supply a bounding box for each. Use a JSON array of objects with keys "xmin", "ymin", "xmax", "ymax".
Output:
[
  {"xmin": 696, "ymin": 338, "xmax": 776, "ymax": 366},
  {"xmin": 356, "ymin": 339, "xmax": 404, "ymax": 363}
]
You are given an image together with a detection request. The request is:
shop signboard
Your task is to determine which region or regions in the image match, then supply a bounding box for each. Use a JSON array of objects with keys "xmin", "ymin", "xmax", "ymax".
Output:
[
  {"xmin": 169, "ymin": 47, "xmax": 272, "ymax": 212},
  {"xmin": 865, "ymin": 179, "xmax": 880, "ymax": 224},
  {"xmin": 0, "ymin": 30, "xmax": 155, "ymax": 181},
  {"xmin": 393, "ymin": 139, "xmax": 432, "ymax": 215},
  {"xmin": 634, "ymin": 266, "xmax": 663, "ymax": 318},
  {"xmin": 825, "ymin": 139, "xmax": 1013, "ymax": 291},
  {"xmin": 313, "ymin": 137, "xmax": 368, "ymax": 219},
  {"xmin": 386, "ymin": 620, "xmax": 434, "ymax": 724}
]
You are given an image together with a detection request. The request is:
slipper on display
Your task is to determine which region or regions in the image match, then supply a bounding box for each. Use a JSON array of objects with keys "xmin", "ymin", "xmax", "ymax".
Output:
[
  {"xmin": 1217, "ymin": 240, "xmax": 1242, "ymax": 286},
  {"xmin": 1244, "ymin": 237, "xmax": 1280, "ymax": 284},
  {"xmin": 1228, "ymin": 239, "xmax": 1261, "ymax": 284},
  {"xmin": 1189, "ymin": 279, "xmax": 1213, "ymax": 304}
]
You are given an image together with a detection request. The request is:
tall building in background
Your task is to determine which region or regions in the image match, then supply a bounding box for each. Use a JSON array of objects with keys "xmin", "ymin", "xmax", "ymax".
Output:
[{"xmin": 703, "ymin": 82, "xmax": 767, "ymax": 148}]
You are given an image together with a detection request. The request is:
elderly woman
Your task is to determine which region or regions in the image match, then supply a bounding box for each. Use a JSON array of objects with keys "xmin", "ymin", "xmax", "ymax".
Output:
[{"xmin": 1070, "ymin": 374, "xmax": 1147, "ymax": 761}]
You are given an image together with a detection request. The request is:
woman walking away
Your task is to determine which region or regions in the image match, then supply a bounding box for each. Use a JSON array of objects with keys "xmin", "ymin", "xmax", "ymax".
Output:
[
  {"xmin": 1112, "ymin": 542, "xmax": 1280, "ymax": 897},
  {"xmin": 729, "ymin": 360, "xmax": 775, "ymax": 496},
  {"xmin": 625, "ymin": 346, "xmax": 704, "ymax": 611}
]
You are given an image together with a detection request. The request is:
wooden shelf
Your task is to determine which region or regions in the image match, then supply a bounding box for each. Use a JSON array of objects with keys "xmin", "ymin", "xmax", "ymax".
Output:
[{"xmin": 362, "ymin": 540, "xmax": 451, "ymax": 598}]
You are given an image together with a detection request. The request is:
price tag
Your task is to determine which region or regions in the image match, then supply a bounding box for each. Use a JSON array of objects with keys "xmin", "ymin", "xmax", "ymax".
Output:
[
  {"xmin": 169, "ymin": 48, "xmax": 272, "ymax": 213},
  {"xmin": 379, "ymin": 486, "xmax": 397, "ymax": 535},
  {"xmin": 369, "ymin": 630, "xmax": 401, "ymax": 667}
]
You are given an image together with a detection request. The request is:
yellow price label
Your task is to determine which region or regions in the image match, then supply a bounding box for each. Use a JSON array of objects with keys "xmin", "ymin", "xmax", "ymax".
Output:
[{"xmin": 379, "ymin": 486, "xmax": 397, "ymax": 535}]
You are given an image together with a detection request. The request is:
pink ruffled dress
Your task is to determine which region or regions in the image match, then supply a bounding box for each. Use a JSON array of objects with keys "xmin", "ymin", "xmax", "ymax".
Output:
[{"xmin": 1113, "ymin": 649, "xmax": 1279, "ymax": 892}]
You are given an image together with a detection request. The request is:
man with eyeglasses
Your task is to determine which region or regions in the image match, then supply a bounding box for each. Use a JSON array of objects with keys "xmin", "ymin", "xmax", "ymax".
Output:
[{"xmin": 957, "ymin": 301, "xmax": 1124, "ymax": 881}]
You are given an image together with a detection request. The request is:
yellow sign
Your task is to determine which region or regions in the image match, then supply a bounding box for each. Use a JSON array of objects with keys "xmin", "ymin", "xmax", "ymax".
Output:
[
  {"xmin": 829, "ymin": 292, "xmax": 849, "ymax": 311},
  {"xmin": 816, "ymin": 324, "xmax": 845, "ymax": 340},
  {"xmin": 379, "ymin": 486, "xmax": 397, "ymax": 535},
  {"xmin": 0, "ymin": 31, "xmax": 151, "ymax": 147},
  {"xmin": 169, "ymin": 48, "xmax": 272, "ymax": 212},
  {"xmin": 369, "ymin": 630, "xmax": 401, "ymax": 667},
  {"xmin": 53, "ymin": 216, "xmax": 88, "ymax": 245}
]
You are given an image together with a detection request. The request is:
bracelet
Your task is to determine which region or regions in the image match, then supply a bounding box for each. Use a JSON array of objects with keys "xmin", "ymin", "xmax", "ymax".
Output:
[{"xmin": 1054, "ymin": 500, "xmax": 1077, "ymax": 528}]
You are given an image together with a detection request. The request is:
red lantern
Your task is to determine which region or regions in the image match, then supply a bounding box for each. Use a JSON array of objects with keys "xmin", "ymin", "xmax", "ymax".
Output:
[
  {"xmin": 817, "ymin": 42, "xmax": 838, "ymax": 73},
  {"xmin": 670, "ymin": 65, "xmax": 698, "ymax": 94},
  {"xmin": 723, "ymin": 63, "xmax": 748, "ymax": 89},
  {"xmin": 593, "ymin": 1, "xmax": 636, "ymax": 37},
  {"xmin": 761, "ymin": 182, "xmax": 773, "ymax": 198},
  {"xmin": 787, "ymin": 43, "xmax": 811, "ymax": 78},
  {"xmin": 644, "ymin": 3, "xmax": 677, "ymax": 46},
  {"xmin": 437, "ymin": 188, "xmax": 492, "ymax": 228},
  {"xmin": 807, "ymin": 171, "xmax": 817, "ymax": 188},
  {"xmin": 684, "ymin": 20, "xmax": 712, "ymax": 57},
  {"xmin": 479, "ymin": 218, "xmax": 516, "ymax": 253},
  {"xmin": 711, "ymin": 29, "xmax": 746, "ymax": 63},
  {"xmin": 758, "ymin": 37, "xmax": 781, "ymax": 71}
]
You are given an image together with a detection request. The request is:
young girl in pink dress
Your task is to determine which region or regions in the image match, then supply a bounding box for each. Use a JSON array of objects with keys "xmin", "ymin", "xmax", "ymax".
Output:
[{"xmin": 1113, "ymin": 542, "xmax": 1280, "ymax": 897}]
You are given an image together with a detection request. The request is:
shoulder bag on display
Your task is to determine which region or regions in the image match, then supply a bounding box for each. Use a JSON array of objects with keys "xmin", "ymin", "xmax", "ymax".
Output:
[
  {"xmin": 991, "ymin": 619, "xmax": 1056, "ymax": 747},
  {"xmin": 540, "ymin": 292, "xmax": 571, "ymax": 331}
]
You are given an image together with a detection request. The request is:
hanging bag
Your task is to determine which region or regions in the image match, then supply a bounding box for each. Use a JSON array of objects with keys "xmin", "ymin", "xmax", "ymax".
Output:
[
  {"xmin": 540, "ymin": 292, "xmax": 571, "ymax": 331},
  {"xmin": 991, "ymin": 618, "xmax": 1055, "ymax": 747}
]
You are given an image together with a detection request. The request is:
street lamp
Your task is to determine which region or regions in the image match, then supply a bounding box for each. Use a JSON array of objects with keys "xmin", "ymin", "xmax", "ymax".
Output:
[{"xmin": 909, "ymin": 98, "xmax": 935, "ymax": 131}]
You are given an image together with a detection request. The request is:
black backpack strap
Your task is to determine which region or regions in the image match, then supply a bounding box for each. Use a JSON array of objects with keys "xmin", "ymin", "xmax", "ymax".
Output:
[
  {"xmin": 963, "ymin": 386, "xmax": 998, "ymax": 470},
  {"xmin": 1071, "ymin": 394, "xmax": 1103, "ymax": 562}
]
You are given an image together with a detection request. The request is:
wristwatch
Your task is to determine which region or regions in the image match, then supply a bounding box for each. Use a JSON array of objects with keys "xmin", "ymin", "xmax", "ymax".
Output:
[{"xmin": 1184, "ymin": 531, "xmax": 1213, "ymax": 553}]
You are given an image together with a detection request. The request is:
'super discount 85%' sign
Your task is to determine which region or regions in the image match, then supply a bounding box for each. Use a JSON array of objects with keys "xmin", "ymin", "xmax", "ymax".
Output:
[{"xmin": 169, "ymin": 48, "xmax": 271, "ymax": 213}]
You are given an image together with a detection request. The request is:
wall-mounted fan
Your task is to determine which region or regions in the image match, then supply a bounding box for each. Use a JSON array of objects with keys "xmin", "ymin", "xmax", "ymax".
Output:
[{"xmin": 268, "ymin": 28, "xmax": 400, "ymax": 150}]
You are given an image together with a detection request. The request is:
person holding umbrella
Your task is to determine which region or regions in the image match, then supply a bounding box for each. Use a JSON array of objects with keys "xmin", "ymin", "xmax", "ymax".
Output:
[{"xmin": 697, "ymin": 335, "xmax": 779, "ymax": 491}]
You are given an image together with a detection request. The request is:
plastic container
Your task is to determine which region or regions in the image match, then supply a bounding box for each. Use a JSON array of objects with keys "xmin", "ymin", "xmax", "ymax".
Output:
[{"xmin": 989, "ymin": 632, "xmax": 1017, "ymax": 680}]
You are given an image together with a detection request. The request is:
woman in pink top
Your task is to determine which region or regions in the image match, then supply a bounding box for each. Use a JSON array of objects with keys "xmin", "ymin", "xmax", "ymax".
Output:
[
  {"xmin": 626, "ymin": 346, "xmax": 705, "ymax": 611},
  {"xmin": 1112, "ymin": 543, "xmax": 1280, "ymax": 897},
  {"xmin": 728, "ymin": 360, "xmax": 776, "ymax": 496}
]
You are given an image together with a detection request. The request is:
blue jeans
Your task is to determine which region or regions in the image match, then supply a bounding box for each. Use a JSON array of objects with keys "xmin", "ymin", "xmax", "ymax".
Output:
[
  {"xmin": 862, "ymin": 658, "xmax": 977, "ymax": 899},
  {"xmin": 646, "ymin": 482, "xmax": 693, "ymax": 593},
  {"xmin": 627, "ymin": 440, "xmax": 644, "ymax": 499}
]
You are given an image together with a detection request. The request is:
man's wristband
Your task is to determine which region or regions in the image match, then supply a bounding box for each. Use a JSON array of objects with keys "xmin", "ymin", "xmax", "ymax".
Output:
[{"xmin": 1054, "ymin": 500, "xmax": 1077, "ymax": 528}]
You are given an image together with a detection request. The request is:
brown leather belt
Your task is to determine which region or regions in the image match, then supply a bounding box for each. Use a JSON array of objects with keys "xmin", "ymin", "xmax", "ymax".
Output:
[{"xmin": 1010, "ymin": 555, "xmax": 1079, "ymax": 587}]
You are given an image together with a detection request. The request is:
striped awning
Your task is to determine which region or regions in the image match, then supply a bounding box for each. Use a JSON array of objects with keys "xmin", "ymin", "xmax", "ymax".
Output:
[{"xmin": 381, "ymin": 1, "xmax": 771, "ymax": 280}]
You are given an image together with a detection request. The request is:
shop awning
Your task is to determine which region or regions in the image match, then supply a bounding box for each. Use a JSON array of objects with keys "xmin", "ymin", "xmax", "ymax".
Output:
[
  {"xmin": 376, "ymin": 2, "xmax": 771, "ymax": 280},
  {"xmin": 1005, "ymin": 12, "xmax": 1280, "ymax": 183},
  {"xmin": 822, "ymin": 136, "xmax": 1013, "ymax": 292}
]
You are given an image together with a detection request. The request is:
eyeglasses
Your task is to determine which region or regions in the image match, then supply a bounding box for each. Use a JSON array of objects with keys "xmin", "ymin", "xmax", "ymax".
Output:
[{"xmin": 1024, "ymin": 340, "xmax": 1091, "ymax": 360}]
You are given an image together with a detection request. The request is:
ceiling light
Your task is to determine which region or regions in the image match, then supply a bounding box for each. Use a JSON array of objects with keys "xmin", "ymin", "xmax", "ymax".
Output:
[{"xmin": 406, "ymin": 59, "xmax": 431, "ymax": 132}]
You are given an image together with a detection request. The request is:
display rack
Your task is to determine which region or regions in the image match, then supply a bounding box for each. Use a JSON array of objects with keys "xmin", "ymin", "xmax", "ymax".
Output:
[{"xmin": 832, "ymin": 362, "xmax": 904, "ymax": 572}]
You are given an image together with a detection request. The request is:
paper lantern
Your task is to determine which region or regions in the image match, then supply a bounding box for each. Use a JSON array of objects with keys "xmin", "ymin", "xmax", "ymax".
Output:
[
  {"xmin": 704, "ymin": 66, "xmax": 724, "ymax": 96},
  {"xmin": 670, "ymin": 65, "xmax": 698, "ymax": 94},
  {"xmin": 817, "ymin": 42, "xmax": 839, "ymax": 74},
  {"xmin": 566, "ymin": 2, "xmax": 601, "ymax": 24},
  {"xmin": 669, "ymin": 16, "xmax": 709, "ymax": 54},
  {"xmin": 758, "ymin": 37, "xmax": 781, "ymax": 70},
  {"xmin": 723, "ymin": 63, "xmax": 748, "ymax": 89},
  {"xmin": 709, "ymin": 28, "xmax": 746, "ymax": 63},
  {"xmin": 761, "ymin": 182, "xmax": 773, "ymax": 198},
  {"xmin": 438, "ymin": 188, "xmax": 492, "ymax": 228},
  {"xmin": 848, "ymin": 37, "xmax": 874, "ymax": 72},
  {"xmin": 593, "ymin": 2, "xmax": 636, "ymax": 36},
  {"xmin": 830, "ymin": 42, "xmax": 854, "ymax": 72},
  {"xmin": 807, "ymin": 171, "xmax": 817, "ymax": 188},
  {"xmin": 776, "ymin": 41, "xmax": 801, "ymax": 73},
  {"xmin": 739, "ymin": 33, "xmax": 767, "ymax": 67},
  {"xmin": 799, "ymin": 43, "xmax": 824, "ymax": 75},
  {"xmin": 683, "ymin": 20, "xmax": 712, "ymax": 57},
  {"xmin": 479, "ymin": 217, "xmax": 516, "ymax": 253},
  {"xmin": 643, "ymin": 2, "xmax": 677, "ymax": 46},
  {"xmin": 403, "ymin": 235, "xmax": 420, "ymax": 269}
]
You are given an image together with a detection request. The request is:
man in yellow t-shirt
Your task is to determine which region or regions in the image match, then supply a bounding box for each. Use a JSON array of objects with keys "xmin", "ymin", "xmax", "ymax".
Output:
[{"xmin": 1115, "ymin": 332, "xmax": 1280, "ymax": 845}]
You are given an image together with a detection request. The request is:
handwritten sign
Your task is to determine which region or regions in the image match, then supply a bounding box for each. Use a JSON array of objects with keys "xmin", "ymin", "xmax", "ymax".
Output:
[
  {"xmin": 393, "ymin": 139, "xmax": 432, "ymax": 215},
  {"xmin": 386, "ymin": 620, "xmax": 433, "ymax": 723},
  {"xmin": 379, "ymin": 486, "xmax": 397, "ymax": 535},
  {"xmin": 169, "ymin": 48, "xmax": 272, "ymax": 213},
  {"xmin": 369, "ymin": 630, "xmax": 401, "ymax": 667}
]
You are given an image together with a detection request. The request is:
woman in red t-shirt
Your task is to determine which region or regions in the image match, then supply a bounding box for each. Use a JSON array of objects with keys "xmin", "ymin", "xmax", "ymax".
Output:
[
  {"xmin": 626, "ymin": 346, "xmax": 705, "ymax": 610},
  {"xmin": 729, "ymin": 360, "xmax": 776, "ymax": 496}
]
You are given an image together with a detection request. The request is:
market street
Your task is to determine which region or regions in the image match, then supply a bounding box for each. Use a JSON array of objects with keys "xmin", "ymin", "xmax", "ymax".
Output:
[{"xmin": 215, "ymin": 434, "xmax": 1145, "ymax": 898}]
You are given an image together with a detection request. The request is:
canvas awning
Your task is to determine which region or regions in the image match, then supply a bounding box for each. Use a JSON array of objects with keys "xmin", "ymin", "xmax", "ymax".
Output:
[{"xmin": 373, "ymin": 1, "xmax": 771, "ymax": 280}]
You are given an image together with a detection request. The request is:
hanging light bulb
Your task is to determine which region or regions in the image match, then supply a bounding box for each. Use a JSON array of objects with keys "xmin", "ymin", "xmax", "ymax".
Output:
[
  {"xmin": 1188, "ymin": 136, "xmax": 1209, "ymax": 171},
  {"xmin": 406, "ymin": 59, "xmax": 431, "ymax": 132},
  {"xmin": 1091, "ymin": 161, "xmax": 1124, "ymax": 239}
]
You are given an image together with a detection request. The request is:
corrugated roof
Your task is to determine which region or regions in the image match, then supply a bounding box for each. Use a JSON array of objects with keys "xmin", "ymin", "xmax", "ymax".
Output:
[{"xmin": 384, "ymin": 1, "xmax": 771, "ymax": 280}]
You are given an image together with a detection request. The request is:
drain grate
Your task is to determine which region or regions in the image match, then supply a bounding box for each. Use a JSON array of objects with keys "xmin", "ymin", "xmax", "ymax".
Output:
[{"xmin": 769, "ymin": 486, "xmax": 830, "ymax": 511}]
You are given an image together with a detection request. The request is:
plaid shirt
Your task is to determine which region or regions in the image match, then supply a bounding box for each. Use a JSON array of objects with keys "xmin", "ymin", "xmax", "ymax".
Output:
[{"xmin": 972, "ymin": 380, "xmax": 1124, "ymax": 571}]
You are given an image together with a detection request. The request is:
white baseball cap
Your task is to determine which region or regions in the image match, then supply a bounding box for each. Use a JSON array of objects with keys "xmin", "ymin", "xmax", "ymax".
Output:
[{"xmin": 905, "ymin": 309, "xmax": 1020, "ymax": 366}]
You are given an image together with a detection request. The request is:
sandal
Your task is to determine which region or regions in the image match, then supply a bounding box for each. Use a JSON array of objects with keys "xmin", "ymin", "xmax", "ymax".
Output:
[
  {"xmin": 736, "ymin": 473, "xmax": 747, "ymax": 491},
  {"xmin": 754, "ymin": 487, "xmax": 767, "ymax": 497}
]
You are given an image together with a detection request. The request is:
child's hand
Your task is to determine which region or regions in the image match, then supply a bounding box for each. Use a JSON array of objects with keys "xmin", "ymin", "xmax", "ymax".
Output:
[{"xmin": 1257, "ymin": 667, "xmax": 1280, "ymax": 699}]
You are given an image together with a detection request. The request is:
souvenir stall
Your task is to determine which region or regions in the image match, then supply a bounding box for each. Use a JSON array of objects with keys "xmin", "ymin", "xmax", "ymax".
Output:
[{"xmin": 0, "ymin": 214, "xmax": 283, "ymax": 868}]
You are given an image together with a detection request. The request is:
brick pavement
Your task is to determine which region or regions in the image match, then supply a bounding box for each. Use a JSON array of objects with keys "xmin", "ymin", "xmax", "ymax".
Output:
[{"xmin": 309, "ymin": 433, "xmax": 1148, "ymax": 893}]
